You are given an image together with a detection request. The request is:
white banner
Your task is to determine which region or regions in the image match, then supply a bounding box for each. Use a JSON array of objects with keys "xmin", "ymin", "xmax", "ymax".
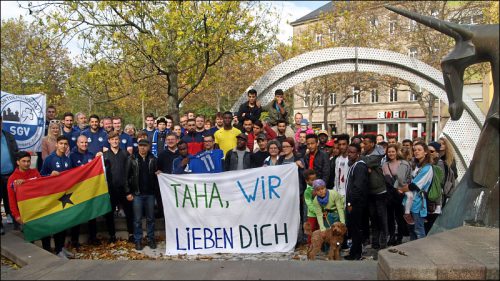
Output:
[
  {"xmin": 1, "ymin": 91, "xmax": 46, "ymax": 152},
  {"xmin": 158, "ymin": 164, "xmax": 300, "ymax": 255}
]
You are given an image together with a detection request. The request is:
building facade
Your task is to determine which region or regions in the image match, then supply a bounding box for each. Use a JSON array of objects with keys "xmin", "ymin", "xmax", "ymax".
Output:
[{"xmin": 288, "ymin": 2, "xmax": 488, "ymax": 141}]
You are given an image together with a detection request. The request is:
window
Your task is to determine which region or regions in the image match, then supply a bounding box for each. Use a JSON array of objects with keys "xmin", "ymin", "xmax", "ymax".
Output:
[
  {"xmin": 410, "ymin": 90, "xmax": 418, "ymax": 101},
  {"xmin": 329, "ymin": 93, "xmax": 336, "ymax": 105},
  {"xmin": 315, "ymin": 33, "xmax": 323, "ymax": 46},
  {"xmin": 328, "ymin": 28, "xmax": 336, "ymax": 42},
  {"xmin": 389, "ymin": 20, "xmax": 396, "ymax": 35},
  {"xmin": 389, "ymin": 88, "xmax": 398, "ymax": 102},
  {"xmin": 316, "ymin": 94, "xmax": 323, "ymax": 106},
  {"xmin": 409, "ymin": 47, "xmax": 418, "ymax": 59},
  {"xmin": 304, "ymin": 93, "xmax": 310, "ymax": 107},
  {"xmin": 371, "ymin": 89, "xmax": 378, "ymax": 103},
  {"xmin": 352, "ymin": 87, "xmax": 360, "ymax": 104},
  {"xmin": 362, "ymin": 124, "xmax": 378, "ymax": 135}
]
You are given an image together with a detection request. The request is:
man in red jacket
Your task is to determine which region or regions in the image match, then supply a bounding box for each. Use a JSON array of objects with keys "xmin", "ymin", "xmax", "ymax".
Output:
[{"xmin": 7, "ymin": 151, "xmax": 41, "ymax": 226}]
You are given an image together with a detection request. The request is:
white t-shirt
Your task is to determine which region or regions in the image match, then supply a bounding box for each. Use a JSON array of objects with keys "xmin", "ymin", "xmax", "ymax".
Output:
[{"xmin": 334, "ymin": 155, "xmax": 349, "ymax": 197}]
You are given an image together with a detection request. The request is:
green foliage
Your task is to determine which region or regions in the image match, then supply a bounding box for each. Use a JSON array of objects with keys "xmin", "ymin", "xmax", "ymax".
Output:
[
  {"xmin": 27, "ymin": 1, "xmax": 278, "ymax": 122},
  {"xmin": 1, "ymin": 17, "xmax": 73, "ymax": 108}
]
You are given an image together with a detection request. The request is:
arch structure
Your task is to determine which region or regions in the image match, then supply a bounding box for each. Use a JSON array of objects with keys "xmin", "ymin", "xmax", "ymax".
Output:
[{"xmin": 231, "ymin": 47, "xmax": 485, "ymax": 178}]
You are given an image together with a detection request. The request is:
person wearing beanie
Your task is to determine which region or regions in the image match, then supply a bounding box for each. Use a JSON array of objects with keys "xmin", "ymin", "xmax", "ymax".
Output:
[
  {"xmin": 312, "ymin": 178, "xmax": 345, "ymax": 231},
  {"xmin": 428, "ymin": 141, "xmax": 441, "ymax": 152}
]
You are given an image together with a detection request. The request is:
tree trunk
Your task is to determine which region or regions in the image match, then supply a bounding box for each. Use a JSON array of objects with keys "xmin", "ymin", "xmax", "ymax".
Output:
[
  {"xmin": 167, "ymin": 70, "xmax": 180, "ymax": 123},
  {"xmin": 425, "ymin": 95, "xmax": 435, "ymax": 143}
]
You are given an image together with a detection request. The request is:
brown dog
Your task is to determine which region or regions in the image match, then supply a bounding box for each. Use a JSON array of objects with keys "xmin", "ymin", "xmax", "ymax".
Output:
[{"xmin": 305, "ymin": 222, "xmax": 347, "ymax": 260}]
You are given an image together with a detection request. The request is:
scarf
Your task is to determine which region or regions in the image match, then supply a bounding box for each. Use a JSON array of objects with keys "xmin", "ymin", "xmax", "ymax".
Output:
[
  {"xmin": 152, "ymin": 129, "xmax": 167, "ymax": 157},
  {"xmin": 317, "ymin": 190, "xmax": 330, "ymax": 206}
]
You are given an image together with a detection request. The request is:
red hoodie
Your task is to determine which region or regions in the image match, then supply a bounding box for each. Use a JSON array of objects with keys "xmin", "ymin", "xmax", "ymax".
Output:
[{"xmin": 7, "ymin": 168, "xmax": 41, "ymax": 221}]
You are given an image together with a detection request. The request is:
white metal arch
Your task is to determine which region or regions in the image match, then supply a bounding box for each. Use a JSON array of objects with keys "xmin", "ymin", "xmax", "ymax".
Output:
[{"xmin": 231, "ymin": 47, "xmax": 485, "ymax": 178}]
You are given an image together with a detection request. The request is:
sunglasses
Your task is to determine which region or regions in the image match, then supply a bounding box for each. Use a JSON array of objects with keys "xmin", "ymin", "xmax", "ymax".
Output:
[{"xmin": 49, "ymin": 120, "xmax": 61, "ymax": 124}]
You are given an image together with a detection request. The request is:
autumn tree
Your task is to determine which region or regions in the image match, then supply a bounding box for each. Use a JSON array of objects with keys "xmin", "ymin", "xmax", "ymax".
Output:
[
  {"xmin": 1, "ymin": 17, "xmax": 73, "ymax": 107},
  {"xmin": 288, "ymin": 1, "xmax": 493, "ymax": 140},
  {"xmin": 25, "ymin": 1, "xmax": 278, "ymax": 122}
]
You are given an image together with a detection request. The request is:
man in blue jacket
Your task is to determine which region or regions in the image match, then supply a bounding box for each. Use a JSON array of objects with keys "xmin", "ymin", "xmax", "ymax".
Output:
[
  {"xmin": 68, "ymin": 135, "xmax": 102, "ymax": 247},
  {"xmin": 40, "ymin": 136, "xmax": 74, "ymax": 259}
]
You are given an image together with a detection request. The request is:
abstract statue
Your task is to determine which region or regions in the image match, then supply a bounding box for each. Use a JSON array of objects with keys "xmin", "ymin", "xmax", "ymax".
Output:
[{"xmin": 385, "ymin": 5, "xmax": 499, "ymax": 232}]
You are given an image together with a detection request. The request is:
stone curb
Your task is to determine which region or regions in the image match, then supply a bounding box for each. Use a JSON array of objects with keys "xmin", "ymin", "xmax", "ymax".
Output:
[{"xmin": 377, "ymin": 225, "xmax": 499, "ymax": 280}]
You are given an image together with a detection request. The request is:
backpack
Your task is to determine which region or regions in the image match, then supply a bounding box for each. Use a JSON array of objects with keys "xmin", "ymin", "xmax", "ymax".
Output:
[
  {"xmin": 427, "ymin": 165, "xmax": 444, "ymax": 202},
  {"xmin": 363, "ymin": 155, "xmax": 386, "ymax": 195}
]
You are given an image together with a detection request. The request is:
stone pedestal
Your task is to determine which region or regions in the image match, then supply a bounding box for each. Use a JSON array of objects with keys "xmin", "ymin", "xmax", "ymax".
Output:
[{"xmin": 378, "ymin": 226, "xmax": 499, "ymax": 280}]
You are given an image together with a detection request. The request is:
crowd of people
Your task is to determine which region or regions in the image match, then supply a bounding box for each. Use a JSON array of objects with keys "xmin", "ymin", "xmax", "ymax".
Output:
[{"xmin": 0, "ymin": 89, "xmax": 458, "ymax": 260}]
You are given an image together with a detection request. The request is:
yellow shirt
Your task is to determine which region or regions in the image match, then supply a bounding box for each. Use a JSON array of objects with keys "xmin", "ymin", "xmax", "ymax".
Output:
[{"xmin": 214, "ymin": 127, "xmax": 242, "ymax": 157}]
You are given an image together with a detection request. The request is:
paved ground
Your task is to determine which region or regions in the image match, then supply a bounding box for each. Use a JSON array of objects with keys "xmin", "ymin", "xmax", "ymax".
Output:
[{"xmin": 1, "ymin": 217, "xmax": 378, "ymax": 280}]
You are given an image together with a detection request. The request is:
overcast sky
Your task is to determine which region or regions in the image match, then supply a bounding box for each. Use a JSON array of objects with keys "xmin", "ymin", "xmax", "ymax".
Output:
[{"xmin": 1, "ymin": 1, "xmax": 328, "ymax": 59}]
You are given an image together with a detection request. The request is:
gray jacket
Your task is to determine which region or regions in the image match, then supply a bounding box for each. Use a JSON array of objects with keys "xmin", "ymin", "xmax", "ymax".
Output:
[{"xmin": 224, "ymin": 148, "xmax": 252, "ymax": 171}]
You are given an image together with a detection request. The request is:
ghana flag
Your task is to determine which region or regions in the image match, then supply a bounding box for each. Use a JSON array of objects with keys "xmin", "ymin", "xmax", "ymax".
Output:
[{"xmin": 17, "ymin": 156, "xmax": 111, "ymax": 241}]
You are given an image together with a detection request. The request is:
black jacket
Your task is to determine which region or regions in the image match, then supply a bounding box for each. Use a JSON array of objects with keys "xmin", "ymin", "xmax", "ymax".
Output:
[
  {"xmin": 303, "ymin": 150, "xmax": 330, "ymax": 184},
  {"xmin": 103, "ymin": 148, "xmax": 131, "ymax": 194},
  {"xmin": 157, "ymin": 148, "xmax": 179, "ymax": 174},
  {"xmin": 346, "ymin": 160, "xmax": 369, "ymax": 208},
  {"xmin": 129, "ymin": 152, "xmax": 159, "ymax": 196},
  {"xmin": 236, "ymin": 101, "xmax": 262, "ymax": 125},
  {"xmin": 1, "ymin": 130, "xmax": 18, "ymax": 173}
]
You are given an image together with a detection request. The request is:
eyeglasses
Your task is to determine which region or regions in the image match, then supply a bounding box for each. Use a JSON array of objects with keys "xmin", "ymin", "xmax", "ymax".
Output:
[{"xmin": 429, "ymin": 150, "xmax": 436, "ymax": 153}]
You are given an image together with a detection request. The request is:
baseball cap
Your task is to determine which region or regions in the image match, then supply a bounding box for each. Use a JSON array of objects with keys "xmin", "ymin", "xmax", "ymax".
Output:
[
  {"xmin": 300, "ymin": 118, "xmax": 309, "ymax": 126},
  {"xmin": 317, "ymin": 130, "xmax": 328, "ymax": 136},
  {"xmin": 236, "ymin": 133, "xmax": 248, "ymax": 141},
  {"xmin": 256, "ymin": 133, "xmax": 267, "ymax": 140},
  {"xmin": 138, "ymin": 139, "xmax": 150, "ymax": 146},
  {"xmin": 325, "ymin": 139, "xmax": 335, "ymax": 147}
]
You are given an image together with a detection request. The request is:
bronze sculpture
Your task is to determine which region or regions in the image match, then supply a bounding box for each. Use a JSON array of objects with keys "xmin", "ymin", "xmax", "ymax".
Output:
[{"xmin": 385, "ymin": 5, "xmax": 499, "ymax": 232}]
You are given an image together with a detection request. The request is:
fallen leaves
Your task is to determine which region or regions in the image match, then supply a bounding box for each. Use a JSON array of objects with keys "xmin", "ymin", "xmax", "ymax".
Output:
[
  {"xmin": 73, "ymin": 238, "xmax": 156, "ymax": 261},
  {"xmin": 1, "ymin": 256, "xmax": 20, "ymax": 270}
]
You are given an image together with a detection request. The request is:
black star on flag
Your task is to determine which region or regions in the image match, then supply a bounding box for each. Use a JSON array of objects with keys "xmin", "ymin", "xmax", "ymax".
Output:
[{"xmin": 58, "ymin": 193, "xmax": 74, "ymax": 209}]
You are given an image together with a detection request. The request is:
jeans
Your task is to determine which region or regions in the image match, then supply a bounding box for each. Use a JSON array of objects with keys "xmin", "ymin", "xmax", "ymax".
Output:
[
  {"xmin": 133, "ymin": 194, "xmax": 155, "ymax": 242},
  {"xmin": 409, "ymin": 212, "xmax": 426, "ymax": 240},
  {"xmin": 368, "ymin": 193, "xmax": 389, "ymax": 247}
]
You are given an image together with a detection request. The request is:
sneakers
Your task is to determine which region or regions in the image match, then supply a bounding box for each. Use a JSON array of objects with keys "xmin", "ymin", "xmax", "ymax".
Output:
[
  {"xmin": 117, "ymin": 209, "xmax": 126, "ymax": 218},
  {"xmin": 61, "ymin": 247, "xmax": 75, "ymax": 259},
  {"xmin": 57, "ymin": 251, "xmax": 69, "ymax": 260},
  {"xmin": 135, "ymin": 242, "xmax": 143, "ymax": 251},
  {"xmin": 403, "ymin": 214, "xmax": 415, "ymax": 225},
  {"xmin": 148, "ymin": 240, "xmax": 157, "ymax": 249}
]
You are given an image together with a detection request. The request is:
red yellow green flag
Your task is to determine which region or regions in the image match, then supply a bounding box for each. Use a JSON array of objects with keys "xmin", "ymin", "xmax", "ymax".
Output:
[{"xmin": 17, "ymin": 156, "xmax": 111, "ymax": 241}]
